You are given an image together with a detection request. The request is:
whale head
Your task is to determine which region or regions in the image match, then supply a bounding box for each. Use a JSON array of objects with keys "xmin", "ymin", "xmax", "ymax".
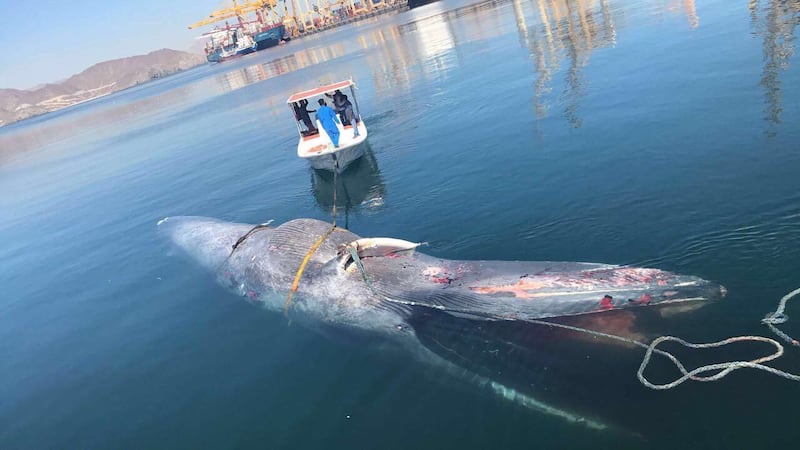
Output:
[{"xmin": 157, "ymin": 216, "xmax": 258, "ymax": 271}]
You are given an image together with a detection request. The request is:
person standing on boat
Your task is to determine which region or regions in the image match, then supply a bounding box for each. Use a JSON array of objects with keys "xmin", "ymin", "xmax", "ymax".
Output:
[
  {"xmin": 316, "ymin": 99, "xmax": 341, "ymax": 147},
  {"xmin": 294, "ymin": 99, "xmax": 317, "ymax": 134},
  {"xmin": 326, "ymin": 89, "xmax": 349, "ymax": 124},
  {"xmin": 340, "ymin": 94, "xmax": 359, "ymax": 138}
]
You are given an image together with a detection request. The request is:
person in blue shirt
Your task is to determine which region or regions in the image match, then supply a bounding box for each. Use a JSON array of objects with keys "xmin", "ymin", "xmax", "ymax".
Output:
[{"xmin": 316, "ymin": 99, "xmax": 340, "ymax": 147}]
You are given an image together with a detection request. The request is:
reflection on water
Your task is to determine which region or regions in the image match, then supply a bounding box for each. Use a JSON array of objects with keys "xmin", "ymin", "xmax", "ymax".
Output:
[
  {"xmin": 219, "ymin": 0, "xmax": 707, "ymax": 129},
  {"xmin": 1, "ymin": 0, "xmax": 720, "ymax": 169},
  {"xmin": 209, "ymin": 0, "xmax": 539, "ymax": 97},
  {"xmin": 310, "ymin": 144, "xmax": 385, "ymax": 224},
  {"xmin": 210, "ymin": 43, "xmax": 350, "ymax": 95},
  {"xmin": 362, "ymin": 27, "xmax": 416, "ymax": 93},
  {"xmin": 512, "ymin": 0, "xmax": 620, "ymax": 127},
  {"xmin": 681, "ymin": 0, "xmax": 699, "ymax": 28},
  {"xmin": 0, "ymin": 81, "xmax": 197, "ymax": 169},
  {"xmin": 749, "ymin": 0, "xmax": 800, "ymax": 130},
  {"xmin": 6, "ymin": 0, "xmax": 792, "ymax": 165},
  {"xmin": 209, "ymin": 0, "xmax": 712, "ymax": 129},
  {"xmin": 405, "ymin": 11, "xmax": 459, "ymax": 79}
]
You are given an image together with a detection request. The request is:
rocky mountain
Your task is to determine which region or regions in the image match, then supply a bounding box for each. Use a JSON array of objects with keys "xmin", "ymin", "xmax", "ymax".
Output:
[{"xmin": 0, "ymin": 49, "xmax": 205, "ymax": 126}]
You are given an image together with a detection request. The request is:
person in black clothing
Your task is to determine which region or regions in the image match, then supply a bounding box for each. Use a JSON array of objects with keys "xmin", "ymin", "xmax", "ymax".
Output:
[
  {"xmin": 325, "ymin": 89, "xmax": 345, "ymax": 104},
  {"xmin": 293, "ymin": 99, "xmax": 317, "ymax": 134},
  {"xmin": 325, "ymin": 90, "xmax": 350, "ymax": 125},
  {"xmin": 340, "ymin": 94, "xmax": 359, "ymax": 137}
]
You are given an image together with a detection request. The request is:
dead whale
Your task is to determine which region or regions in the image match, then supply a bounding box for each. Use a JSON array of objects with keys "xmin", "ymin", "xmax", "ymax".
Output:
[{"xmin": 158, "ymin": 216, "xmax": 726, "ymax": 431}]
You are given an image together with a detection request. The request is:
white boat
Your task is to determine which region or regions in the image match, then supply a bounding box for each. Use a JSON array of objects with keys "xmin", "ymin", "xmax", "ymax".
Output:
[{"xmin": 287, "ymin": 80, "xmax": 368, "ymax": 172}]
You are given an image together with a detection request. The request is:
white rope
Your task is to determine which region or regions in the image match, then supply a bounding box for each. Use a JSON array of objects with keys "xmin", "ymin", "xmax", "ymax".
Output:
[
  {"xmin": 761, "ymin": 287, "xmax": 800, "ymax": 347},
  {"xmin": 345, "ymin": 246, "xmax": 800, "ymax": 390},
  {"xmin": 505, "ymin": 288, "xmax": 800, "ymax": 390},
  {"xmin": 636, "ymin": 287, "xmax": 800, "ymax": 389}
]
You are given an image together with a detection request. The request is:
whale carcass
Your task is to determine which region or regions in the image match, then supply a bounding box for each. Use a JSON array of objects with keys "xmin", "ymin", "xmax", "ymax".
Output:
[{"xmin": 159, "ymin": 216, "xmax": 726, "ymax": 431}]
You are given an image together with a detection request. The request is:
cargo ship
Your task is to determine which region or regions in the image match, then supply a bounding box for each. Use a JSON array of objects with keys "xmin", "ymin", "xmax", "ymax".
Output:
[
  {"xmin": 253, "ymin": 24, "xmax": 287, "ymax": 50},
  {"xmin": 191, "ymin": 0, "xmax": 290, "ymax": 63},
  {"xmin": 203, "ymin": 27, "xmax": 257, "ymax": 63},
  {"xmin": 202, "ymin": 22, "xmax": 287, "ymax": 63}
]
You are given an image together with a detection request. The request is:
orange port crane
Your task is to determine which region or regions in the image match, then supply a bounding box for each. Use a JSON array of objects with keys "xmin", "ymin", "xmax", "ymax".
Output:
[{"xmin": 188, "ymin": 0, "xmax": 280, "ymax": 29}]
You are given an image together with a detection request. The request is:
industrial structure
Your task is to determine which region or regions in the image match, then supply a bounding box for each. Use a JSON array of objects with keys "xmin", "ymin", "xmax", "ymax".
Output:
[{"xmin": 189, "ymin": 0, "xmax": 410, "ymax": 50}]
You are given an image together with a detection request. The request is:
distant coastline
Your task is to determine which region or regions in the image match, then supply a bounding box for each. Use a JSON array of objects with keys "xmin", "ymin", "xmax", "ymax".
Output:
[{"xmin": 0, "ymin": 49, "xmax": 205, "ymax": 127}]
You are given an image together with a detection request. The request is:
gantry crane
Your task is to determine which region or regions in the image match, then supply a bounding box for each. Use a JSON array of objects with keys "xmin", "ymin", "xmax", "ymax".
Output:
[
  {"xmin": 189, "ymin": 0, "xmax": 396, "ymax": 38},
  {"xmin": 188, "ymin": 0, "xmax": 281, "ymax": 30}
]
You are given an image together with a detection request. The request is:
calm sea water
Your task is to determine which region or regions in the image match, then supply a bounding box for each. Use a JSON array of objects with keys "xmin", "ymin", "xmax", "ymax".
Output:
[{"xmin": 2, "ymin": 0, "xmax": 800, "ymax": 448}]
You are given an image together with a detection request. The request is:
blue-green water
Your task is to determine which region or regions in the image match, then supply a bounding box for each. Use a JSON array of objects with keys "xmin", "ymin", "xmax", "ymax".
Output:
[{"xmin": 2, "ymin": 0, "xmax": 800, "ymax": 448}]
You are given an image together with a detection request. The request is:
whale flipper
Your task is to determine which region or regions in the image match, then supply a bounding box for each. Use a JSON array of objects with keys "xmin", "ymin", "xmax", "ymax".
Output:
[
  {"xmin": 408, "ymin": 308, "xmax": 663, "ymax": 436},
  {"xmin": 406, "ymin": 318, "xmax": 615, "ymax": 432}
]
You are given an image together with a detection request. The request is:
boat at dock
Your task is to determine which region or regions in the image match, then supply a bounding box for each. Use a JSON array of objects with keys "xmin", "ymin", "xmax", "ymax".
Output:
[
  {"xmin": 191, "ymin": 1, "xmax": 290, "ymax": 62},
  {"xmin": 253, "ymin": 24, "xmax": 288, "ymax": 50},
  {"xmin": 287, "ymin": 80, "xmax": 368, "ymax": 172},
  {"xmin": 190, "ymin": 0, "xmax": 409, "ymax": 49},
  {"xmin": 203, "ymin": 28, "xmax": 257, "ymax": 63}
]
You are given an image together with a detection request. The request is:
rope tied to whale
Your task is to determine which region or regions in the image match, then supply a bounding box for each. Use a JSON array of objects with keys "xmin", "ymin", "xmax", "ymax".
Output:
[
  {"xmin": 224, "ymin": 155, "xmax": 345, "ymax": 318},
  {"xmin": 342, "ymin": 245, "xmax": 800, "ymax": 390},
  {"xmin": 565, "ymin": 295, "xmax": 800, "ymax": 389},
  {"xmin": 284, "ymin": 154, "xmax": 343, "ymax": 316},
  {"xmin": 243, "ymin": 146, "xmax": 800, "ymax": 388},
  {"xmin": 634, "ymin": 286, "xmax": 800, "ymax": 389}
]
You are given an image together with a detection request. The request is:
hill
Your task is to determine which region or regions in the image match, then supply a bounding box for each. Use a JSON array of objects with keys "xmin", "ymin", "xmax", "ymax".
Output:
[{"xmin": 0, "ymin": 49, "xmax": 205, "ymax": 126}]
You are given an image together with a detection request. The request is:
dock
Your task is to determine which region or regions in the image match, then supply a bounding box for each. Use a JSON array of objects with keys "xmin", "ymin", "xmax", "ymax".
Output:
[
  {"xmin": 288, "ymin": 1, "xmax": 410, "ymax": 38},
  {"xmin": 190, "ymin": 0, "xmax": 414, "ymax": 49}
]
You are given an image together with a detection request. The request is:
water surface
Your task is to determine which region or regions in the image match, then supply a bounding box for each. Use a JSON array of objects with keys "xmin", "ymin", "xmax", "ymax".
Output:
[{"xmin": 2, "ymin": 0, "xmax": 800, "ymax": 448}]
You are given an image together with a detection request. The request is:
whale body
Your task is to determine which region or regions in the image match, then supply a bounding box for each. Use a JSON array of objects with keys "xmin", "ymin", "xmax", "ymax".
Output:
[{"xmin": 159, "ymin": 216, "xmax": 726, "ymax": 431}]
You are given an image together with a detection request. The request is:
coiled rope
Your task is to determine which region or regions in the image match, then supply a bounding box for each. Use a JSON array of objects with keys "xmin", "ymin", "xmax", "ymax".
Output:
[
  {"xmin": 343, "ymin": 245, "xmax": 800, "ymax": 390},
  {"xmin": 762, "ymin": 287, "xmax": 800, "ymax": 347},
  {"xmin": 634, "ymin": 286, "xmax": 800, "ymax": 390}
]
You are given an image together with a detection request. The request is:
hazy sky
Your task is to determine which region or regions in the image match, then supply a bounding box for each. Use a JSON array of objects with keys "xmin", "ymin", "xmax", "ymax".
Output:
[{"xmin": 0, "ymin": 0, "xmax": 227, "ymax": 90}]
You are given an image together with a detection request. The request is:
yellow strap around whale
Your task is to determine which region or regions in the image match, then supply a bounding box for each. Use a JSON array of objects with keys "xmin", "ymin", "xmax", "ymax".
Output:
[
  {"xmin": 284, "ymin": 154, "xmax": 343, "ymax": 317},
  {"xmin": 283, "ymin": 225, "xmax": 340, "ymax": 316}
]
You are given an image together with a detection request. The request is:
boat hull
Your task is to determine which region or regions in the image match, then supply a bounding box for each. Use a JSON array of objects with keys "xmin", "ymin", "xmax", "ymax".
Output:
[
  {"xmin": 253, "ymin": 25, "xmax": 286, "ymax": 50},
  {"xmin": 297, "ymin": 120, "xmax": 368, "ymax": 172},
  {"xmin": 307, "ymin": 142, "xmax": 366, "ymax": 171},
  {"xmin": 206, "ymin": 45, "xmax": 256, "ymax": 63}
]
